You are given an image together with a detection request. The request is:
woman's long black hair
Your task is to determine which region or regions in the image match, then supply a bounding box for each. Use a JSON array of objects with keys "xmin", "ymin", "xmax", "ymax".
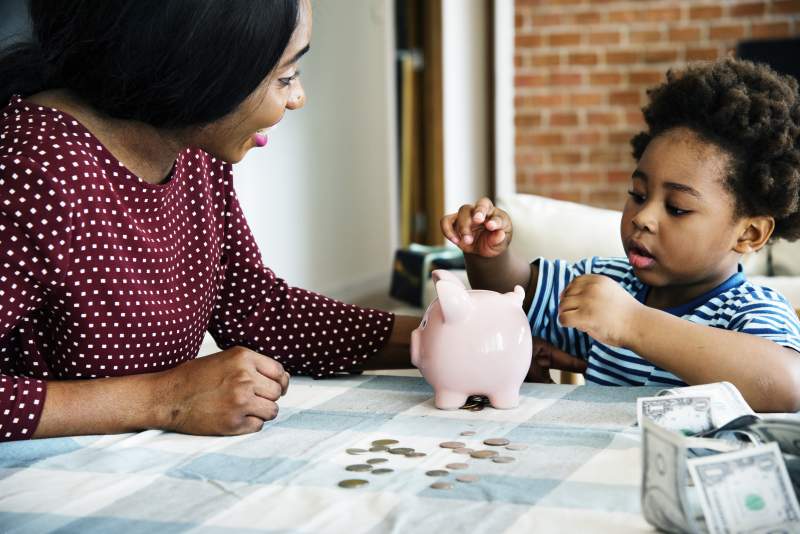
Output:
[{"xmin": 0, "ymin": 0, "xmax": 299, "ymax": 128}]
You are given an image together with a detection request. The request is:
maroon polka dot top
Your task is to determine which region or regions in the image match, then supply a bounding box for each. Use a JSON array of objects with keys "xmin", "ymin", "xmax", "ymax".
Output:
[{"xmin": 0, "ymin": 95, "xmax": 394, "ymax": 441}]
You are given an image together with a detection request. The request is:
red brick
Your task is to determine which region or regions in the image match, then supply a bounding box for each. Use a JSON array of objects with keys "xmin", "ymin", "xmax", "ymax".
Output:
[
  {"xmin": 730, "ymin": 3, "xmax": 766, "ymax": 17},
  {"xmin": 547, "ymin": 32, "xmax": 582, "ymax": 46},
  {"xmin": 752, "ymin": 22, "xmax": 791, "ymax": 38},
  {"xmin": 606, "ymin": 50, "xmax": 641, "ymax": 64},
  {"xmin": 515, "ymin": 74, "xmax": 547, "ymax": 87},
  {"xmin": 590, "ymin": 149, "xmax": 626, "ymax": 164},
  {"xmin": 588, "ymin": 189, "xmax": 627, "ymax": 208},
  {"xmin": 514, "ymin": 114, "xmax": 543, "ymax": 128},
  {"xmin": 644, "ymin": 49, "xmax": 680, "ymax": 63},
  {"xmin": 686, "ymin": 47, "xmax": 720, "ymax": 62},
  {"xmin": 587, "ymin": 112, "xmax": 620, "ymax": 126},
  {"xmin": 548, "ymin": 72, "xmax": 583, "ymax": 86},
  {"xmin": 568, "ymin": 52, "xmax": 599, "ymax": 65},
  {"xmin": 532, "ymin": 13, "xmax": 563, "ymax": 26},
  {"xmin": 625, "ymin": 110, "xmax": 646, "ymax": 127},
  {"xmin": 772, "ymin": 0, "xmax": 800, "ymax": 14},
  {"xmin": 628, "ymin": 70, "xmax": 664, "ymax": 86},
  {"xmin": 569, "ymin": 92, "xmax": 604, "ymax": 106},
  {"xmin": 529, "ymin": 94, "xmax": 567, "ymax": 107},
  {"xmin": 588, "ymin": 31, "xmax": 621, "ymax": 45},
  {"xmin": 630, "ymin": 29, "xmax": 663, "ymax": 44},
  {"xmin": 590, "ymin": 71, "xmax": 624, "ymax": 85},
  {"xmin": 609, "ymin": 10, "xmax": 639, "ymax": 23},
  {"xmin": 610, "ymin": 90, "xmax": 642, "ymax": 106},
  {"xmin": 550, "ymin": 151, "xmax": 583, "ymax": 165},
  {"xmin": 515, "ymin": 14, "xmax": 526, "ymax": 29},
  {"xmin": 668, "ymin": 26, "xmax": 702, "ymax": 42},
  {"xmin": 515, "ymin": 151, "xmax": 545, "ymax": 167},
  {"xmin": 531, "ymin": 132, "xmax": 565, "ymax": 146},
  {"xmin": 569, "ymin": 171, "xmax": 603, "ymax": 183},
  {"xmin": 531, "ymin": 53, "xmax": 562, "ymax": 67},
  {"xmin": 515, "ymin": 34, "xmax": 543, "ymax": 48},
  {"xmin": 709, "ymin": 24, "xmax": 747, "ymax": 40},
  {"xmin": 607, "ymin": 170, "xmax": 632, "ymax": 183},
  {"xmin": 568, "ymin": 131, "xmax": 605, "ymax": 145},
  {"xmin": 642, "ymin": 7, "xmax": 682, "ymax": 21},
  {"xmin": 532, "ymin": 172, "xmax": 566, "ymax": 184},
  {"xmin": 610, "ymin": 130, "xmax": 637, "ymax": 144},
  {"xmin": 550, "ymin": 111, "xmax": 580, "ymax": 126},
  {"xmin": 689, "ymin": 5, "xmax": 724, "ymax": 19},
  {"xmin": 574, "ymin": 11, "xmax": 603, "ymax": 24}
]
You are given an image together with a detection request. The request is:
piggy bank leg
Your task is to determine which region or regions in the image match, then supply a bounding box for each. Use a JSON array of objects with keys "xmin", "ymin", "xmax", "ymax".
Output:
[
  {"xmin": 434, "ymin": 390, "xmax": 469, "ymax": 410},
  {"xmin": 488, "ymin": 390, "xmax": 520, "ymax": 410}
]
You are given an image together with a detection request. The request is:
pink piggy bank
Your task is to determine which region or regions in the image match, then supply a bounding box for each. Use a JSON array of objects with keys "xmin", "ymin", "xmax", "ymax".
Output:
[{"xmin": 410, "ymin": 269, "xmax": 533, "ymax": 410}]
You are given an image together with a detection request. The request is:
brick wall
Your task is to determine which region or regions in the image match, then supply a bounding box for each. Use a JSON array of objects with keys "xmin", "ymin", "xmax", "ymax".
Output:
[{"xmin": 514, "ymin": 0, "xmax": 800, "ymax": 209}]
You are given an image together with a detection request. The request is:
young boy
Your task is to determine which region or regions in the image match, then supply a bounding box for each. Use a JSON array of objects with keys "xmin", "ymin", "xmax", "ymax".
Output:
[{"xmin": 441, "ymin": 59, "xmax": 800, "ymax": 413}]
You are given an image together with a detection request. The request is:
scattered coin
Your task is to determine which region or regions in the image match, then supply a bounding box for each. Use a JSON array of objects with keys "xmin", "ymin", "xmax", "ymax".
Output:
[
  {"xmin": 430, "ymin": 482, "xmax": 454, "ymax": 490},
  {"xmin": 369, "ymin": 445, "xmax": 388, "ymax": 452},
  {"xmin": 426, "ymin": 469, "xmax": 449, "ymax": 477},
  {"xmin": 439, "ymin": 441, "xmax": 466, "ymax": 449},
  {"xmin": 346, "ymin": 448, "xmax": 367, "ymax": 455},
  {"xmin": 388, "ymin": 447, "xmax": 414, "ymax": 455},
  {"xmin": 405, "ymin": 452, "xmax": 427, "ymax": 458},
  {"xmin": 371, "ymin": 468, "xmax": 394, "ymax": 475},
  {"xmin": 446, "ymin": 462, "xmax": 469, "ymax": 470},
  {"xmin": 505, "ymin": 443, "xmax": 528, "ymax": 451},
  {"xmin": 470, "ymin": 450, "xmax": 499, "ymax": 459},
  {"xmin": 460, "ymin": 395, "xmax": 490, "ymax": 411},
  {"xmin": 457, "ymin": 474, "xmax": 480, "ymax": 483},
  {"xmin": 366, "ymin": 458, "xmax": 388, "ymax": 465},
  {"xmin": 492, "ymin": 456, "xmax": 516, "ymax": 464},
  {"xmin": 460, "ymin": 430, "xmax": 476, "ymax": 436},
  {"xmin": 453, "ymin": 447, "xmax": 475, "ymax": 455},
  {"xmin": 339, "ymin": 479, "xmax": 369, "ymax": 488},
  {"xmin": 372, "ymin": 439, "xmax": 399, "ymax": 447},
  {"xmin": 483, "ymin": 438, "xmax": 510, "ymax": 447},
  {"xmin": 346, "ymin": 464, "xmax": 373, "ymax": 472}
]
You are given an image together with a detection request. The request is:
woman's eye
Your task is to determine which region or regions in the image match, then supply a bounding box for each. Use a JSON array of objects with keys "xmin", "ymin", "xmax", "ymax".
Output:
[
  {"xmin": 278, "ymin": 71, "xmax": 301, "ymax": 87},
  {"xmin": 627, "ymin": 190, "xmax": 645, "ymax": 204}
]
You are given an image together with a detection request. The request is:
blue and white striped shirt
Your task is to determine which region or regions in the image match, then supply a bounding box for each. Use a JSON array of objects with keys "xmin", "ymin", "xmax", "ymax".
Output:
[{"xmin": 528, "ymin": 256, "xmax": 800, "ymax": 387}]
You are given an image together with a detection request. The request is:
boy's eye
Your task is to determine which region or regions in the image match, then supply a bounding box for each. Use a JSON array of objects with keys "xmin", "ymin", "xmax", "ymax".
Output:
[
  {"xmin": 666, "ymin": 205, "xmax": 690, "ymax": 216},
  {"xmin": 627, "ymin": 190, "xmax": 645, "ymax": 204}
]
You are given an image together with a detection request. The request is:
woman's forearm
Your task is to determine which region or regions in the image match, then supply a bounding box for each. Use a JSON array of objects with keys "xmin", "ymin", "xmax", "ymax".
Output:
[
  {"xmin": 357, "ymin": 314, "xmax": 417, "ymax": 370},
  {"xmin": 628, "ymin": 306, "xmax": 800, "ymax": 412}
]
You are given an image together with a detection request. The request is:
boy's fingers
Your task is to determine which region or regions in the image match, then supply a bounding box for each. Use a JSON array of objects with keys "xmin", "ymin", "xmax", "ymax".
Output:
[
  {"xmin": 472, "ymin": 197, "xmax": 495, "ymax": 222},
  {"xmin": 440, "ymin": 214, "xmax": 460, "ymax": 244},
  {"xmin": 456, "ymin": 205, "xmax": 476, "ymax": 244}
]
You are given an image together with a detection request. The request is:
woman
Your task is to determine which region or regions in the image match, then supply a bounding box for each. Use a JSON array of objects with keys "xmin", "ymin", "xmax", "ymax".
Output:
[{"xmin": 0, "ymin": 0, "xmax": 420, "ymax": 442}]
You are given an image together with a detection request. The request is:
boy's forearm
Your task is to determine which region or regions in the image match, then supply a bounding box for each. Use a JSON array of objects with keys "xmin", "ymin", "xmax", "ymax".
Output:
[
  {"xmin": 627, "ymin": 306, "xmax": 800, "ymax": 412},
  {"xmin": 464, "ymin": 249, "xmax": 538, "ymax": 309}
]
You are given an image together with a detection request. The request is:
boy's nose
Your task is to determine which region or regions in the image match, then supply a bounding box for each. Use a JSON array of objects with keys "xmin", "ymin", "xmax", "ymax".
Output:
[{"xmin": 632, "ymin": 210, "xmax": 657, "ymax": 233}]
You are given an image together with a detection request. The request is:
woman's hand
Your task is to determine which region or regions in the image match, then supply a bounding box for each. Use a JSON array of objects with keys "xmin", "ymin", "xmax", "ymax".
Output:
[
  {"xmin": 440, "ymin": 197, "xmax": 513, "ymax": 258},
  {"xmin": 558, "ymin": 274, "xmax": 643, "ymax": 348},
  {"xmin": 155, "ymin": 346, "xmax": 290, "ymax": 436},
  {"xmin": 526, "ymin": 337, "xmax": 587, "ymax": 383}
]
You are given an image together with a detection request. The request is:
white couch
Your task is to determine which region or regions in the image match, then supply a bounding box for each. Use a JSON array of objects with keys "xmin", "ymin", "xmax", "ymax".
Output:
[{"xmin": 423, "ymin": 194, "xmax": 800, "ymax": 311}]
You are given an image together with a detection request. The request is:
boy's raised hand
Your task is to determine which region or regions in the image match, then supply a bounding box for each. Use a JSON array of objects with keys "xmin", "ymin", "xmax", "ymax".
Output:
[{"xmin": 440, "ymin": 197, "xmax": 513, "ymax": 257}]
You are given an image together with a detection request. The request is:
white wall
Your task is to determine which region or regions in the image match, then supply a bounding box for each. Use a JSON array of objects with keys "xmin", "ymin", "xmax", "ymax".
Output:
[
  {"xmin": 494, "ymin": 0, "xmax": 516, "ymax": 200},
  {"xmin": 232, "ymin": 0, "xmax": 398, "ymax": 301},
  {"xmin": 442, "ymin": 0, "xmax": 491, "ymax": 212}
]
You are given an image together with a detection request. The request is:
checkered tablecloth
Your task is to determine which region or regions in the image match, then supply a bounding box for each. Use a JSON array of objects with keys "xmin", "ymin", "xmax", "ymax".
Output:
[{"xmin": 0, "ymin": 375, "xmax": 662, "ymax": 533}]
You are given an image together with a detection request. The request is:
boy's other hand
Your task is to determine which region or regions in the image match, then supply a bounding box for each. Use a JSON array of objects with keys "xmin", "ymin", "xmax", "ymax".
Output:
[
  {"xmin": 440, "ymin": 197, "xmax": 513, "ymax": 258},
  {"xmin": 526, "ymin": 337, "xmax": 587, "ymax": 383}
]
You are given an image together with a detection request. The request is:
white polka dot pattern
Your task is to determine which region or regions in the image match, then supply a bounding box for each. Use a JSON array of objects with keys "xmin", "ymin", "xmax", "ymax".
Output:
[{"xmin": 0, "ymin": 95, "xmax": 394, "ymax": 441}]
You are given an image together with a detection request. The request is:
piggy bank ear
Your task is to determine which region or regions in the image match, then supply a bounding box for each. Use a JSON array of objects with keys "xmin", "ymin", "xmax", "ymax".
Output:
[
  {"xmin": 435, "ymin": 279, "xmax": 473, "ymax": 324},
  {"xmin": 507, "ymin": 285, "xmax": 525, "ymax": 307},
  {"xmin": 431, "ymin": 269, "xmax": 464, "ymax": 286}
]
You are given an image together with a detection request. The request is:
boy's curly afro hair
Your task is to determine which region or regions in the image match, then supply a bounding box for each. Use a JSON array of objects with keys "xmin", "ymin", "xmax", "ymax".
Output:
[{"xmin": 631, "ymin": 58, "xmax": 800, "ymax": 240}]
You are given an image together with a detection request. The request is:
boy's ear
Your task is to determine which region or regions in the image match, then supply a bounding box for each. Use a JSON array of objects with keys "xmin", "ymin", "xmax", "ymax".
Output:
[{"xmin": 734, "ymin": 215, "xmax": 775, "ymax": 254}]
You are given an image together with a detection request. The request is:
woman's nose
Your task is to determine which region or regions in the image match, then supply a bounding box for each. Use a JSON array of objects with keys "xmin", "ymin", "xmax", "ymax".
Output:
[{"xmin": 287, "ymin": 83, "xmax": 306, "ymax": 110}]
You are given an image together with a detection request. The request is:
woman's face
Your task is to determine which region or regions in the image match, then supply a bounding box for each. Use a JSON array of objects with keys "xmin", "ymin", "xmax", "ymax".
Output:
[{"xmin": 194, "ymin": 0, "xmax": 312, "ymax": 163}]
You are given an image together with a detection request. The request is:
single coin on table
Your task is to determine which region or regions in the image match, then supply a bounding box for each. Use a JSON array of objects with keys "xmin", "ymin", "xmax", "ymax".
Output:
[
  {"xmin": 339, "ymin": 479, "xmax": 369, "ymax": 488},
  {"xmin": 405, "ymin": 452, "xmax": 426, "ymax": 458},
  {"xmin": 492, "ymin": 456, "xmax": 516, "ymax": 464},
  {"xmin": 483, "ymin": 438, "xmax": 510, "ymax": 447},
  {"xmin": 457, "ymin": 474, "xmax": 480, "ymax": 483},
  {"xmin": 453, "ymin": 447, "xmax": 475, "ymax": 455},
  {"xmin": 446, "ymin": 462, "xmax": 469, "ymax": 470},
  {"xmin": 430, "ymin": 482, "xmax": 454, "ymax": 490},
  {"xmin": 372, "ymin": 468, "xmax": 394, "ymax": 475},
  {"xmin": 372, "ymin": 439, "xmax": 399, "ymax": 447},
  {"xmin": 346, "ymin": 464, "xmax": 373, "ymax": 472},
  {"xmin": 388, "ymin": 447, "xmax": 414, "ymax": 455},
  {"xmin": 426, "ymin": 469, "xmax": 449, "ymax": 477},
  {"xmin": 505, "ymin": 443, "xmax": 528, "ymax": 451},
  {"xmin": 346, "ymin": 448, "xmax": 367, "ymax": 455},
  {"xmin": 369, "ymin": 445, "xmax": 388, "ymax": 452},
  {"xmin": 470, "ymin": 450, "xmax": 498, "ymax": 459},
  {"xmin": 460, "ymin": 430, "xmax": 476, "ymax": 436},
  {"xmin": 366, "ymin": 458, "xmax": 388, "ymax": 465},
  {"xmin": 439, "ymin": 441, "xmax": 466, "ymax": 449}
]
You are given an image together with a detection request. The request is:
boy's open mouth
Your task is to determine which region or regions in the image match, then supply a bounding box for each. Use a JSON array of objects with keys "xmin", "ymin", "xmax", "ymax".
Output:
[{"xmin": 628, "ymin": 243, "xmax": 656, "ymax": 269}]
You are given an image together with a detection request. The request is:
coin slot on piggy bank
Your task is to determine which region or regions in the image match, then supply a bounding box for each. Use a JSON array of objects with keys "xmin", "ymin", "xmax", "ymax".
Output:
[{"xmin": 410, "ymin": 269, "xmax": 533, "ymax": 410}]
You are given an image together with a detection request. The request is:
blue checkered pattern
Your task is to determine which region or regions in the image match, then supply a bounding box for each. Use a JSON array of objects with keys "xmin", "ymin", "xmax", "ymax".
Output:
[{"xmin": 0, "ymin": 376, "xmax": 661, "ymax": 533}]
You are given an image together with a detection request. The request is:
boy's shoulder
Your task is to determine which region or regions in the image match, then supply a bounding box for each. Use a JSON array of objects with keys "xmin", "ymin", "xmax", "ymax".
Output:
[{"xmin": 723, "ymin": 277, "xmax": 797, "ymax": 312}]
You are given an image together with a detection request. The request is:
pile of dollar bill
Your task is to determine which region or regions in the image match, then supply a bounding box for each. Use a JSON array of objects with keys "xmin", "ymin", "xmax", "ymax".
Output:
[{"xmin": 638, "ymin": 382, "xmax": 800, "ymax": 533}]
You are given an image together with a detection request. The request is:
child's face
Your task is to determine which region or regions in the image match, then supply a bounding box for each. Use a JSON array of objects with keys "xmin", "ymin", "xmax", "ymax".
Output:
[{"xmin": 620, "ymin": 127, "xmax": 746, "ymax": 290}]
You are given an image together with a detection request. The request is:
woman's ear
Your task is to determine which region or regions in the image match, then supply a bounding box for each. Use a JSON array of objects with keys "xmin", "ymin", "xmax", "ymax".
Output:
[{"xmin": 734, "ymin": 215, "xmax": 775, "ymax": 254}]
